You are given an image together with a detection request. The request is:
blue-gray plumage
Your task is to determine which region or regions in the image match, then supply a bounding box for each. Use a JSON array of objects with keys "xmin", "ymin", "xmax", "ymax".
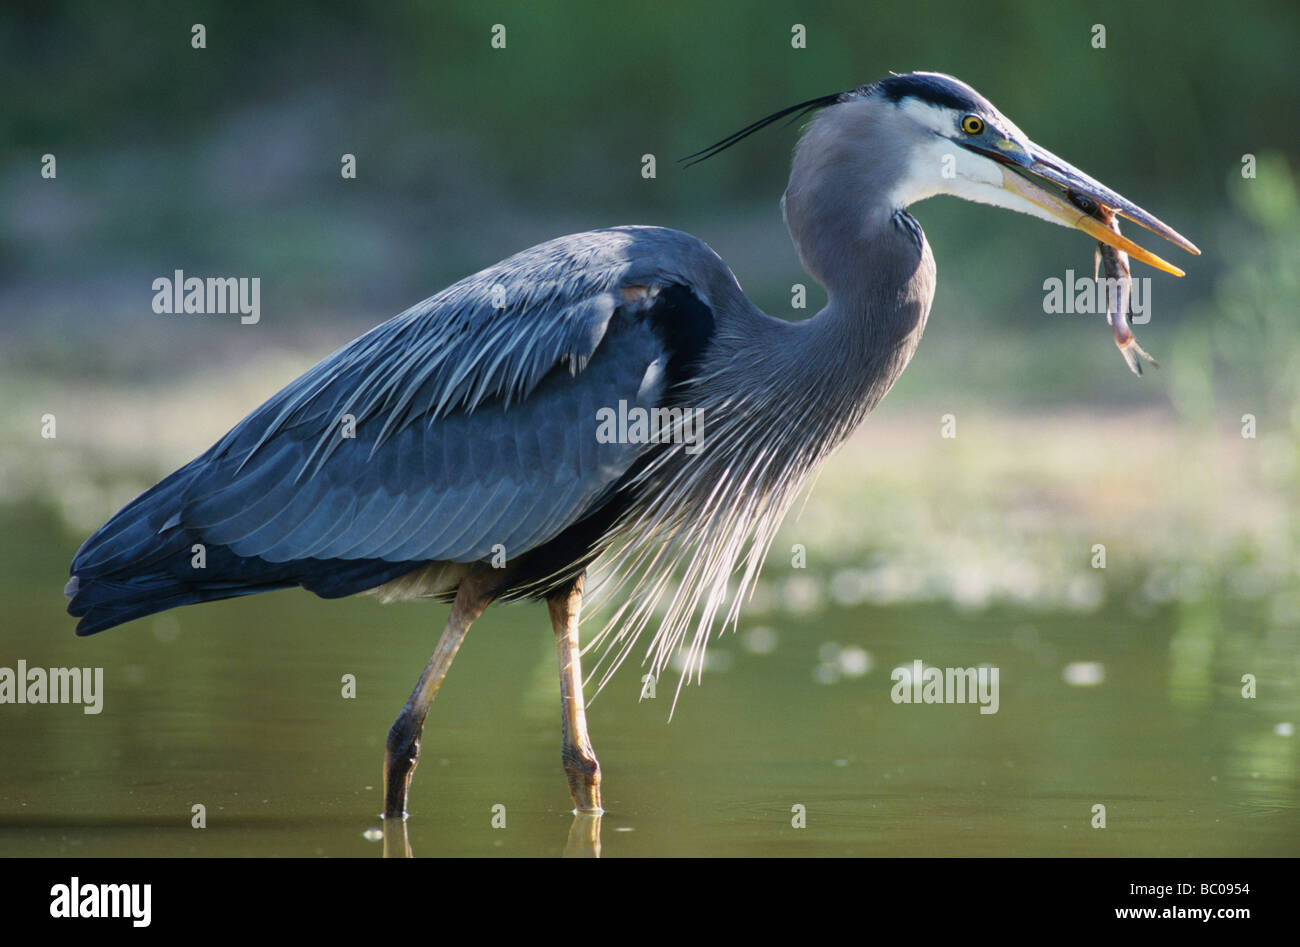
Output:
[
  {"xmin": 69, "ymin": 228, "xmax": 727, "ymax": 623},
  {"xmin": 65, "ymin": 72, "xmax": 1197, "ymax": 827}
]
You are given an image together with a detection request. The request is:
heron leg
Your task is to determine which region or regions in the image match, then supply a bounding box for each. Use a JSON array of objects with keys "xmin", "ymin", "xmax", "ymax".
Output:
[
  {"xmin": 383, "ymin": 570, "xmax": 493, "ymax": 820},
  {"xmin": 548, "ymin": 573, "xmax": 603, "ymax": 814}
]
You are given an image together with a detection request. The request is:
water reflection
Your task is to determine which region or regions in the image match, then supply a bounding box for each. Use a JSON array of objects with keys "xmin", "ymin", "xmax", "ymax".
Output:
[
  {"xmin": 382, "ymin": 819, "xmax": 412, "ymax": 859},
  {"xmin": 562, "ymin": 813, "xmax": 601, "ymax": 858},
  {"xmin": 377, "ymin": 810, "xmax": 603, "ymax": 858}
]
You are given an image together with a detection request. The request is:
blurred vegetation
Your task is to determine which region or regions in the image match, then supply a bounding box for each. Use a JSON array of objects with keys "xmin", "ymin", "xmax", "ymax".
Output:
[
  {"xmin": 2, "ymin": 1, "xmax": 1297, "ymax": 360},
  {"xmin": 1209, "ymin": 155, "xmax": 1300, "ymax": 428}
]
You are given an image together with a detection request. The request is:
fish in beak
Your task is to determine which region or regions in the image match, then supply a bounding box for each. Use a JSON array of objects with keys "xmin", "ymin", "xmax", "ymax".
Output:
[
  {"xmin": 1073, "ymin": 192, "xmax": 1160, "ymax": 375},
  {"xmin": 966, "ymin": 138, "xmax": 1200, "ymax": 277}
]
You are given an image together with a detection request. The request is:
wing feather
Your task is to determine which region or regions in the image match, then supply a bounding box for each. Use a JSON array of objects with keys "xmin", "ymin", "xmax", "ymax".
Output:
[{"xmin": 160, "ymin": 229, "xmax": 708, "ymax": 567}]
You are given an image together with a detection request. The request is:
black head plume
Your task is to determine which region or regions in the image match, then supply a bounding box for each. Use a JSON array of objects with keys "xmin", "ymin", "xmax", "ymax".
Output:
[
  {"xmin": 679, "ymin": 72, "xmax": 991, "ymax": 168},
  {"xmin": 679, "ymin": 89, "xmax": 854, "ymax": 167}
]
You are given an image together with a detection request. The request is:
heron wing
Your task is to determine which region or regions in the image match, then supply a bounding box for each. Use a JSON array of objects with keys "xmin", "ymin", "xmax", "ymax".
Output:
[{"xmin": 74, "ymin": 227, "xmax": 721, "ymax": 577}]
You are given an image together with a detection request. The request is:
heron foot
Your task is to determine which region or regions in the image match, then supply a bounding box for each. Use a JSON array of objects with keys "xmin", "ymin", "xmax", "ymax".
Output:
[
  {"xmin": 383, "ymin": 724, "xmax": 421, "ymax": 820},
  {"xmin": 563, "ymin": 745, "xmax": 602, "ymax": 813}
]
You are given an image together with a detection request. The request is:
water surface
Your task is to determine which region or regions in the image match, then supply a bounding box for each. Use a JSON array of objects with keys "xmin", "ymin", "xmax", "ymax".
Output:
[{"xmin": 2, "ymin": 508, "xmax": 1294, "ymax": 857}]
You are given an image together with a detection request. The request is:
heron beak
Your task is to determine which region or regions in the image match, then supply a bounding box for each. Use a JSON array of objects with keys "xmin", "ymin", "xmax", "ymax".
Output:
[{"xmin": 971, "ymin": 139, "xmax": 1200, "ymax": 276}]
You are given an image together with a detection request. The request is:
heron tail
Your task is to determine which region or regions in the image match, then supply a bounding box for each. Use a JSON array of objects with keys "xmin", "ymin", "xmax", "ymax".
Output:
[
  {"xmin": 64, "ymin": 464, "xmax": 298, "ymax": 635},
  {"xmin": 66, "ymin": 462, "xmax": 425, "ymax": 636}
]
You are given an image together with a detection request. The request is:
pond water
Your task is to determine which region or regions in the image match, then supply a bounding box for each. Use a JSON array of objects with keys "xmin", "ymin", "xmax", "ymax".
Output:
[{"xmin": 1, "ymin": 509, "xmax": 1294, "ymax": 857}]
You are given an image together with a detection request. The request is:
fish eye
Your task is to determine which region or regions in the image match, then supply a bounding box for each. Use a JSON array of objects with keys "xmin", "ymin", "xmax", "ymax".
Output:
[
  {"xmin": 1067, "ymin": 189, "xmax": 1099, "ymax": 215},
  {"xmin": 961, "ymin": 115, "xmax": 985, "ymax": 135}
]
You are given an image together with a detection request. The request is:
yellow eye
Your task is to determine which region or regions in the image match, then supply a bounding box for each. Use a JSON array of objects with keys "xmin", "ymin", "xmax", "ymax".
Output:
[{"xmin": 961, "ymin": 115, "xmax": 984, "ymax": 135}]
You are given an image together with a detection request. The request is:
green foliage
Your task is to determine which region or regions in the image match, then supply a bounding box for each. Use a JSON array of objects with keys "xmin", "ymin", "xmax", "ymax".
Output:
[
  {"xmin": 1, "ymin": 0, "xmax": 1297, "ymax": 391},
  {"xmin": 1211, "ymin": 154, "xmax": 1300, "ymax": 429}
]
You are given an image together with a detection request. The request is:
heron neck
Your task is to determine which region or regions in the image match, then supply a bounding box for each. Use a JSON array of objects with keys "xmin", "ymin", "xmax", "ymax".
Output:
[
  {"xmin": 778, "ymin": 139, "xmax": 936, "ymax": 423},
  {"xmin": 783, "ymin": 188, "xmax": 934, "ymax": 375}
]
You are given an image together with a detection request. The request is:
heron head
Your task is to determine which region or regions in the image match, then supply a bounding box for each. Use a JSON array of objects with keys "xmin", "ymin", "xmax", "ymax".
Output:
[
  {"xmin": 866, "ymin": 72, "xmax": 1199, "ymax": 274},
  {"xmin": 686, "ymin": 71, "xmax": 1198, "ymax": 276}
]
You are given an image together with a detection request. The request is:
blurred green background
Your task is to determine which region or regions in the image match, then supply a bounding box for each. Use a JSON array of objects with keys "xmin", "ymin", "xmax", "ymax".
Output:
[{"xmin": 0, "ymin": 0, "xmax": 1296, "ymax": 856}]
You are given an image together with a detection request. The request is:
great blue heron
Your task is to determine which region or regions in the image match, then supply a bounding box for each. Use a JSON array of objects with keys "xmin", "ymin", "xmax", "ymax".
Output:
[{"xmin": 66, "ymin": 72, "xmax": 1197, "ymax": 823}]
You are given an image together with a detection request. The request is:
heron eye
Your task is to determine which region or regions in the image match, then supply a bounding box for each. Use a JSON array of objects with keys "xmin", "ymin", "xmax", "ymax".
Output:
[{"xmin": 961, "ymin": 115, "xmax": 984, "ymax": 135}]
